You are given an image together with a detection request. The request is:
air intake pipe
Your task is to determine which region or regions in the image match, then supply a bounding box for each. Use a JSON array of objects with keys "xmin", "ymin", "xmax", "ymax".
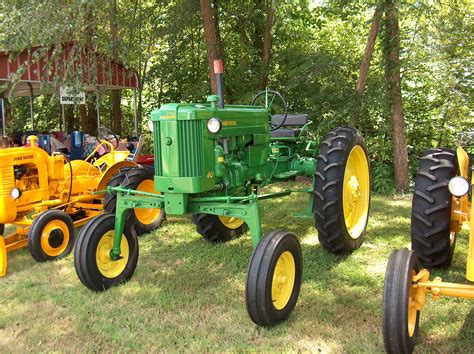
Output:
[{"xmin": 214, "ymin": 59, "xmax": 224, "ymax": 109}]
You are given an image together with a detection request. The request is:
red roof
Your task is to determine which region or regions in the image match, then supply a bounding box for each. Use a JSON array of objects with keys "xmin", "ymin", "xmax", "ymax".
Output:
[{"xmin": 0, "ymin": 43, "xmax": 138, "ymax": 97}]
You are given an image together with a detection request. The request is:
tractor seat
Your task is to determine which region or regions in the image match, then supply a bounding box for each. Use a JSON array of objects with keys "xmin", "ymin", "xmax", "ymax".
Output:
[{"xmin": 270, "ymin": 114, "xmax": 308, "ymax": 138}]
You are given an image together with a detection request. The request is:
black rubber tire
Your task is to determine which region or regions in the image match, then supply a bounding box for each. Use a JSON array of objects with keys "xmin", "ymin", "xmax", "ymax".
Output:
[
  {"xmin": 103, "ymin": 166, "xmax": 134, "ymax": 213},
  {"xmin": 74, "ymin": 213, "xmax": 138, "ymax": 291},
  {"xmin": 191, "ymin": 214, "xmax": 248, "ymax": 242},
  {"xmin": 28, "ymin": 210, "xmax": 75, "ymax": 262},
  {"xmin": 411, "ymin": 148, "xmax": 457, "ymax": 267},
  {"xmin": 314, "ymin": 126, "xmax": 370, "ymax": 254},
  {"xmin": 246, "ymin": 229, "xmax": 302, "ymax": 326},
  {"xmin": 383, "ymin": 248, "xmax": 421, "ymax": 354},
  {"xmin": 113, "ymin": 167, "xmax": 165, "ymax": 236}
]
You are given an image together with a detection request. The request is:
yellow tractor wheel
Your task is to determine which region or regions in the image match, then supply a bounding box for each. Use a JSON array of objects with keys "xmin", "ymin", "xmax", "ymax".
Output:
[
  {"xmin": 74, "ymin": 213, "xmax": 138, "ymax": 291},
  {"xmin": 383, "ymin": 248, "xmax": 421, "ymax": 353},
  {"xmin": 28, "ymin": 210, "xmax": 75, "ymax": 262},
  {"xmin": 246, "ymin": 229, "xmax": 302, "ymax": 326},
  {"xmin": 105, "ymin": 167, "xmax": 165, "ymax": 236},
  {"xmin": 314, "ymin": 127, "xmax": 370, "ymax": 254},
  {"xmin": 191, "ymin": 213, "xmax": 248, "ymax": 242}
]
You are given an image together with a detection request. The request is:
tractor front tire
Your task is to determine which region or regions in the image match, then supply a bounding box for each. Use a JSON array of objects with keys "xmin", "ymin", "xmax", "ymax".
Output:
[
  {"xmin": 314, "ymin": 127, "xmax": 371, "ymax": 254},
  {"xmin": 192, "ymin": 214, "xmax": 248, "ymax": 242},
  {"xmin": 74, "ymin": 213, "xmax": 138, "ymax": 291},
  {"xmin": 28, "ymin": 210, "xmax": 75, "ymax": 262},
  {"xmin": 246, "ymin": 230, "xmax": 302, "ymax": 326},
  {"xmin": 383, "ymin": 248, "xmax": 421, "ymax": 354},
  {"xmin": 411, "ymin": 148, "xmax": 457, "ymax": 267}
]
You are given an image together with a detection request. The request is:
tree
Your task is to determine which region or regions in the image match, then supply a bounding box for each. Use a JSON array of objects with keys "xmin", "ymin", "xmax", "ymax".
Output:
[
  {"xmin": 351, "ymin": 3, "xmax": 384, "ymax": 127},
  {"xmin": 258, "ymin": 0, "xmax": 276, "ymax": 90},
  {"xmin": 109, "ymin": 0, "xmax": 122, "ymax": 133},
  {"xmin": 200, "ymin": 0, "xmax": 224, "ymax": 94},
  {"xmin": 384, "ymin": 0, "xmax": 408, "ymax": 191}
]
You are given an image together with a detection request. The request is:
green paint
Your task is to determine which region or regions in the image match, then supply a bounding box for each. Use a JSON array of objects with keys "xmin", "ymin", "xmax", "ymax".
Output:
[{"xmin": 111, "ymin": 95, "xmax": 321, "ymax": 256}]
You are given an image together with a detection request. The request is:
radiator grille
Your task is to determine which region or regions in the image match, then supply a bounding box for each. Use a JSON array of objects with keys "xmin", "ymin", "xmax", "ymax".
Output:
[
  {"xmin": 0, "ymin": 166, "xmax": 15, "ymax": 197},
  {"xmin": 177, "ymin": 120, "xmax": 204, "ymax": 177},
  {"xmin": 153, "ymin": 121, "xmax": 163, "ymax": 176}
]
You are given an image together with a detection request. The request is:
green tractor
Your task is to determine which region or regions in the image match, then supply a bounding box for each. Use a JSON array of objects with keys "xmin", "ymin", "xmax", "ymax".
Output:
[{"xmin": 74, "ymin": 60, "xmax": 371, "ymax": 326}]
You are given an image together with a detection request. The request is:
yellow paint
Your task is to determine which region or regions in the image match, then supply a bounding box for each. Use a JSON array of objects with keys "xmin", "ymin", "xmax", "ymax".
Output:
[
  {"xmin": 222, "ymin": 120, "xmax": 237, "ymax": 126},
  {"xmin": 343, "ymin": 145, "xmax": 370, "ymax": 239},
  {"xmin": 40, "ymin": 219, "xmax": 70, "ymax": 257},
  {"xmin": 467, "ymin": 182, "xmax": 474, "ymax": 281},
  {"xmin": 134, "ymin": 179, "xmax": 161, "ymax": 225},
  {"xmin": 456, "ymin": 147, "xmax": 469, "ymax": 179},
  {"xmin": 217, "ymin": 156, "xmax": 224, "ymax": 163},
  {"xmin": 95, "ymin": 230, "xmax": 129, "ymax": 278},
  {"xmin": 0, "ymin": 140, "xmax": 131, "ymax": 276},
  {"xmin": 272, "ymin": 251, "xmax": 296, "ymax": 310},
  {"xmin": 0, "ymin": 236, "xmax": 6, "ymax": 277},
  {"xmin": 218, "ymin": 216, "xmax": 245, "ymax": 229}
]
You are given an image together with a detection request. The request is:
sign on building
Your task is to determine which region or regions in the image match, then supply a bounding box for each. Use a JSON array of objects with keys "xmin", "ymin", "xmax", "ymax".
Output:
[{"xmin": 60, "ymin": 86, "xmax": 86, "ymax": 105}]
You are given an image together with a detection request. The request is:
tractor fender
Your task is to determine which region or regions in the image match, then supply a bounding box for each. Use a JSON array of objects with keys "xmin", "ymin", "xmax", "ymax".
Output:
[{"xmin": 97, "ymin": 161, "xmax": 139, "ymax": 192}]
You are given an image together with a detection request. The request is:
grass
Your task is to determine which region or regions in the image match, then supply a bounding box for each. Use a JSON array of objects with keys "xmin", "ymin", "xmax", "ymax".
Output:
[{"xmin": 0, "ymin": 182, "xmax": 472, "ymax": 352}]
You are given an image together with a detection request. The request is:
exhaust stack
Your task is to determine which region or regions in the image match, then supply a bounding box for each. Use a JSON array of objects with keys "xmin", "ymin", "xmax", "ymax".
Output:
[{"xmin": 214, "ymin": 59, "xmax": 224, "ymax": 109}]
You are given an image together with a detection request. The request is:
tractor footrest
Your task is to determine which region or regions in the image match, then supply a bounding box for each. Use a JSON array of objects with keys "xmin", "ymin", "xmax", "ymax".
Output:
[{"xmin": 273, "ymin": 171, "xmax": 299, "ymax": 179}]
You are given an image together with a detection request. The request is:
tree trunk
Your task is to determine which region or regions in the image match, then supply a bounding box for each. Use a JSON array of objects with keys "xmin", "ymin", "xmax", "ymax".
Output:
[
  {"xmin": 82, "ymin": 4, "xmax": 99, "ymax": 135},
  {"xmin": 200, "ymin": 0, "xmax": 224, "ymax": 94},
  {"xmin": 384, "ymin": 0, "xmax": 408, "ymax": 192},
  {"xmin": 258, "ymin": 0, "xmax": 275, "ymax": 90},
  {"xmin": 109, "ymin": 0, "xmax": 122, "ymax": 134},
  {"xmin": 351, "ymin": 3, "xmax": 384, "ymax": 127}
]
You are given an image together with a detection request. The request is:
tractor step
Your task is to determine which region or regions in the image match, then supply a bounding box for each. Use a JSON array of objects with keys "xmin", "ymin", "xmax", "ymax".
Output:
[{"xmin": 273, "ymin": 171, "xmax": 299, "ymax": 179}]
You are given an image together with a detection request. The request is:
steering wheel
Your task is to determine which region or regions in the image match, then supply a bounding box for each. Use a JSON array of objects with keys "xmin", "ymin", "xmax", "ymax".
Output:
[
  {"xmin": 251, "ymin": 90, "xmax": 288, "ymax": 131},
  {"xmin": 97, "ymin": 126, "xmax": 119, "ymax": 149}
]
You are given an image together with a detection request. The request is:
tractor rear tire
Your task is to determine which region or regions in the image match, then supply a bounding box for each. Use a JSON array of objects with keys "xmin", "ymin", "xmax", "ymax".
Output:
[
  {"xmin": 103, "ymin": 166, "xmax": 134, "ymax": 213},
  {"xmin": 383, "ymin": 248, "xmax": 420, "ymax": 354},
  {"xmin": 28, "ymin": 210, "xmax": 75, "ymax": 262},
  {"xmin": 246, "ymin": 229, "xmax": 302, "ymax": 326},
  {"xmin": 74, "ymin": 213, "xmax": 138, "ymax": 291},
  {"xmin": 411, "ymin": 148, "xmax": 457, "ymax": 267},
  {"xmin": 314, "ymin": 127, "xmax": 370, "ymax": 254},
  {"xmin": 191, "ymin": 214, "xmax": 248, "ymax": 242},
  {"xmin": 106, "ymin": 167, "xmax": 165, "ymax": 236}
]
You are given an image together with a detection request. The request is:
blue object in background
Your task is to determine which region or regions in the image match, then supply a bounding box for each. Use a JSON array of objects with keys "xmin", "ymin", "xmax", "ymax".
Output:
[
  {"xmin": 69, "ymin": 131, "xmax": 84, "ymax": 160},
  {"xmin": 38, "ymin": 134, "xmax": 51, "ymax": 154}
]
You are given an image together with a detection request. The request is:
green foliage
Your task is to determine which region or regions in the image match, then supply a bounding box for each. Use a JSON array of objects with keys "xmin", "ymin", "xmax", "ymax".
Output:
[{"xmin": 371, "ymin": 161, "xmax": 396, "ymax": 194}]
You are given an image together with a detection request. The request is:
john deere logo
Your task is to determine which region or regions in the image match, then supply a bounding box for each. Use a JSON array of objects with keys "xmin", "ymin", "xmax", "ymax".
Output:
[
  {"xmin": 207, "ymin": 171, "xmax": 214, "ymax": 179},
  {"xmin": 222, "ymin": 120, "xmax": 237, "ymax": 126}
]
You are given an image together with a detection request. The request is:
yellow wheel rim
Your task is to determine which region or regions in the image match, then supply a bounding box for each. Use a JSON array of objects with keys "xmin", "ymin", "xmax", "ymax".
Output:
[
  {"xmin": 95, "ymin": 231, "xmax": 129, "ymax": 279},
  {"xmin": 408, "ymin": 270, "xmax": 418, "ymax": 337},
  {"xmin": 343, "ymin": 145, "xmax": 370, "ymax": 239},
  {"xmin": 40, "ymin": 220, "xmax": 70, "ymax": 257},
  {"xmin": 134, "ymin": 179, "xmax": 161, "ymax": 225},
  {"xmin": 0, "ymin": 236, "xmax": 6, "ymax": 277},
  {"xmin": 271, "ymin": 251, "xmax": 296, "ymax": 310},
  {"xmin": 218, "ymin": 215, "xmax": 245, "ymax": 230}
]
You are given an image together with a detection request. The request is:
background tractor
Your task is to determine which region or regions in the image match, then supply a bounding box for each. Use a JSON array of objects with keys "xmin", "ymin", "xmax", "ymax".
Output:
[
  {"xmin": 0, "ymin": 133, "xmax": 162, "ymax": 277},
  {"xmin": 383, "ymin": 146, "xmax": 473, "ymax": 353},
  {"xmin": 74, "ymin": 60, "xmax": 371, "ymax": 326}
]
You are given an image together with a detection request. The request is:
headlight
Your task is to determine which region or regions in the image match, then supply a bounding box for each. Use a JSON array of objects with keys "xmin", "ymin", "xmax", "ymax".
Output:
[
  {"xmin": 207, "ymin": 118, "xmax": 222, "ymax": 134},
  {"xmin": 10, "ymin": 187, "xmax": 21, "ymax": 200},
  {"xmin": 448, "ymin": 176, "xmax": 469, "ymax": 197},
  {"xmin": 147, "ymin": 119, "xmax": 154, "ymax": 132}
]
